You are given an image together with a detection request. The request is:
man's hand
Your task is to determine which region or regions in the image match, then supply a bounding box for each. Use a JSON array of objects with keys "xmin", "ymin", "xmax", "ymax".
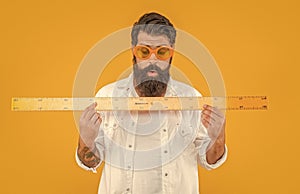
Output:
[
  {"xmin": 77, "ymin": 102, "xmax": 102, "ymax": 168},
  {"xmin": 79, "ymin": 102, "xmax": 102, "ymax": 147},
  {"xmin": 201, "ymin": 104, "xmax": 226, "ymax": 164}
]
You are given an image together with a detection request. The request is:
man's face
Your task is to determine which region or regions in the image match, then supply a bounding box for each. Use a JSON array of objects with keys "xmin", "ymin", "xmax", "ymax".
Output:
[{"xmin": 132, "ymin": 31, "xmax": 173, "ymax": 97}]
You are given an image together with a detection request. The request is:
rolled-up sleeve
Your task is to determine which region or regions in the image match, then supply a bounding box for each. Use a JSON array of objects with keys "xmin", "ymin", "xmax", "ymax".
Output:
[
  {"xmin": 75, "ymin": 148, "xmax": 102, "ymax": 173},
  {"xmin": 197, "ymin": 144, "xmax": 228, "ymax": 170},
  {"xmin": 194, "ymin": 119, "xmax": 228, "ymax": 170},
  {"xmin": 75, "ymin": 123, "xmax": 105, "ymax": 173}
]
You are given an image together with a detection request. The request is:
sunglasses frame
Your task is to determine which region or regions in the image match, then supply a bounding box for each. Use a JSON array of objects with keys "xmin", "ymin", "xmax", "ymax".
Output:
[{"xmin": 133, "ymin": 45, "xmax": 174, "ymax": 60}]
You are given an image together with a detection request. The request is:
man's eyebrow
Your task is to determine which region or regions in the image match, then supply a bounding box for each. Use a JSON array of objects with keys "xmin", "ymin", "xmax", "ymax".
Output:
[{"xmin": 138, "ymin": 43, "xmax": 169, "ymax": 47}]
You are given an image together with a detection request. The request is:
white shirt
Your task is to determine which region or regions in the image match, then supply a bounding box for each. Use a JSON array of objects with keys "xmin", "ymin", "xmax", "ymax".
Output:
[{"xmin": 76, "ymin": 73, "xmax": 227, "ymax": 194}]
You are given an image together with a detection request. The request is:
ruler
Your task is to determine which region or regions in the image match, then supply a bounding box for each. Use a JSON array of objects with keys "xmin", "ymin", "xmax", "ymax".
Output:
[{"xmin": 11, "ymin": 96, "xmax": 268, "ymax": 111}]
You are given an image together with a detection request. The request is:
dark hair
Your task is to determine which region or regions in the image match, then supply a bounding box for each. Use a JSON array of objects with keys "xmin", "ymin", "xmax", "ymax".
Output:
[{"xmin": 131, "ymin": 12, "xmax": 176, "ymax": 46}]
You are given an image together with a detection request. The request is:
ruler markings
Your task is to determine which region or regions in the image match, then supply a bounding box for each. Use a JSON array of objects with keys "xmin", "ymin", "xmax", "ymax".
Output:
[{"xmin": 11, "ymin": 96, "xmax": 268, "ymax": 111}]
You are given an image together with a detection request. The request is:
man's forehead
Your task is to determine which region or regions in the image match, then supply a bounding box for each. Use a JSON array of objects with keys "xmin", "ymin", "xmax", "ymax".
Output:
[{"xmin": 137, "ymin": 31, "xmax": 171, "ymax": 46}]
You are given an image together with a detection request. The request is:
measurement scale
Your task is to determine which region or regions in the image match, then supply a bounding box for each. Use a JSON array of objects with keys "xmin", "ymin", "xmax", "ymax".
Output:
[{"xmin": 11, "ymin": 96, "xmax": 268, "ymax": 111}]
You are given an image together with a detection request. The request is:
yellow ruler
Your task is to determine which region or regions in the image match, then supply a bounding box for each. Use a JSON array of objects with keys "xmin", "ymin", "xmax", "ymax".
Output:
[{"xmin": 11, "ymin": 96, "xmax": 268, "ymax": 111}]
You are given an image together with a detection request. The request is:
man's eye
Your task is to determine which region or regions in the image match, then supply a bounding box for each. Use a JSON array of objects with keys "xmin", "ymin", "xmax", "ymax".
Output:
[
  {"xmin": 140, "ymin": 48, "xmax": 149, "ymax": 56},
  {"xmin": 158, "ymin": 48, "xmax": 169, "ymax": 55}
]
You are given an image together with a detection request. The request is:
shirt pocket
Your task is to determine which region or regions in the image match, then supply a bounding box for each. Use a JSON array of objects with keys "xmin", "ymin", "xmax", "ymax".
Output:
[{"xmin": 101, "ymin": 114, "xmax": 119, "ymax": 138}]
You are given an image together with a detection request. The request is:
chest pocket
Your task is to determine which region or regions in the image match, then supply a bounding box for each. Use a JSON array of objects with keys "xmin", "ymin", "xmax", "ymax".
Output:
[
  {"xmin": 101, "ymin": 112, "xmax": 119, "ymax": 138},
  {"xmin": 176, "ymin": 112, "xmax": 199, "ymax": 152}
]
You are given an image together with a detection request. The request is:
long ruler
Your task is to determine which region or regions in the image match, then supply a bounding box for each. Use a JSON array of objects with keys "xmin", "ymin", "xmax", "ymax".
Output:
[{"xmin": 11, "ymin": 96, "xmax": 268, "ymax": 111}]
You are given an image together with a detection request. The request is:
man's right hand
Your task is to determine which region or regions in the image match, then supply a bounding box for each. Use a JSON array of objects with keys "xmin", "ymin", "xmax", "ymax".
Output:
[
  {"xmin": 77, "ymin": 102, "xmax": 102, "ymax": 168},
  {"xmin": 79, "ymin": 102, "xmax": 102, "ymax": 148}
]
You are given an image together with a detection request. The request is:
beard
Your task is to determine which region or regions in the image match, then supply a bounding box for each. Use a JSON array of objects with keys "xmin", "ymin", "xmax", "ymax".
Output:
[{"xmin": 133, "ymin": 63, "xmax": 170, "ymax": 97}]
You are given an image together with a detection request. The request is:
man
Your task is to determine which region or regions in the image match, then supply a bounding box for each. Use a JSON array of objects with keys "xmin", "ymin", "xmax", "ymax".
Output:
[{"xmin": 76, "ymin": 12, "xmax": 227, "ymax": 194}]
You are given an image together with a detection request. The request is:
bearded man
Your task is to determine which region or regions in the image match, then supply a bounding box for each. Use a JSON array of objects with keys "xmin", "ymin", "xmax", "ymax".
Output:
[{"xmin": 76, "ymin": 12, "xmax": 227, "ymax": 194}]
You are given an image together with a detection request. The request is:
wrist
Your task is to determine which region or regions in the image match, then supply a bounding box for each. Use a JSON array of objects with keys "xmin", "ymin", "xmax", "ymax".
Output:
[
  {"xmin": 79, "ymin": 137, "xmax": 95, "ymax": 150},
  {"xmin": 77, "ymin": 140, "xmax": 100, "ymax": 168}
]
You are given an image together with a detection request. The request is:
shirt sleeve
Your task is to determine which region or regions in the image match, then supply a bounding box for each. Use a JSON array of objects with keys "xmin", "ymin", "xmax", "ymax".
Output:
[
  {"xmin": 197, "ymin": 144, "xmax": 228, "ymax": 170},
  {"xmin": 75, "ymin": 121, "xmax": 106, "ymax": 173},
  {"xmin": 194, "ymin": 120, "xmax": 228, "ymax": 170},
  {"xmin": 75, "ymin": 148, "xmax": 102, "ymax": 173}
]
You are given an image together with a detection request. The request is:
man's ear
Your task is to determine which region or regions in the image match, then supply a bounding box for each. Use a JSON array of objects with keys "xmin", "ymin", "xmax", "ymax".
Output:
[
  {"xmin": 132, "ymin": 56, "xmax": 136, "ymax": 65},
  {"xmin": 169, "ymin": 44, "xmax": 175, "ymax": 65},
  {"xmin": 131, "ymin": 45, "xmax": 136, "ymax": 64},
  {"xmin": 169, "ymin": 57, "xmax": 173, "ymax": 65}
]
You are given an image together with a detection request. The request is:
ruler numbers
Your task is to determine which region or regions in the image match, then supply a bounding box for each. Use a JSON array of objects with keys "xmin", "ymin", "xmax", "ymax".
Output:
[{"xmin": 11, "ymin": 96, "xmax": 268, "ymax": 111}]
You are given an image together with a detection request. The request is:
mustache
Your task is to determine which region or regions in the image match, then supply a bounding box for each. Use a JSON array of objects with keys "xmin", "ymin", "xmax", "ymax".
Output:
[
  {"xmin": 142, "ymin": 64, "xmax": 165, "ymax": 74},
  {"xmin": 133, "ymin": 63, "xmax": 170, "ymax": 85}
]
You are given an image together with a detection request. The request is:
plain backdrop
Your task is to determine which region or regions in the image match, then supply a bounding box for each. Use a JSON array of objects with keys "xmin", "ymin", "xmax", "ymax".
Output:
[{"xmin": 1, "ymin": 0, "xmax": 299, "ymax": 193}]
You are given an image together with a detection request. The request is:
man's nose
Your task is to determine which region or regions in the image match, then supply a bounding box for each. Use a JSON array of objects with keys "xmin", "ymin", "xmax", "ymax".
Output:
[{"xmin": 149, "ymin": 53, "xmax": 158, "ymax": 60}]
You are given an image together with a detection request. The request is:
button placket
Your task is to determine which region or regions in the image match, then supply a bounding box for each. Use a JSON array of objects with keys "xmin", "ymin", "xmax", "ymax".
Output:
[
  {"xmin": 161, "ymin": 119, "xmax": 171, "ymax": 194},
  {"xmin": 161, "ymin": 121, "xmax": 170, "ymax": 163},
  {"xmin": 161, "ymin": 121, "xmax": 169, "ymax": 144},
  {"xmin": 124, "ymin": 121, "xmax": 136, "ymax": 194}
]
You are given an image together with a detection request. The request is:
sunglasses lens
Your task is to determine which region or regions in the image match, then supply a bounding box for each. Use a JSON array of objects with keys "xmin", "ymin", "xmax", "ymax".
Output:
[
  {"xmin": 157, "ymin": 47, "xmax": 172, "ymax": 59},
  {"xmin": 135, "ymin": 46, "xmax": 150, "ymax": 59},
  {"xmin": 134, "ymin": 46, "xmax": 173, "ymax": 60}
]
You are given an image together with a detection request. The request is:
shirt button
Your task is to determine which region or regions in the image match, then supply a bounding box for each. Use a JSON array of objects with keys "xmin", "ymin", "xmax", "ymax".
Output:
[
  {"xmin": 126, "ymin": 188, "xmax": 130, "ymax": 191},
  {"xmin": 163, "ymin": 129, "xmax": 167, "ymax": 132},
  {"xmin": 165, "ymin": 173, "xmax": 168, "ymax": 176},
  {"xmin": 164, "ymin": 150, "xmax": 168, "ymax": 153},
  {"xmin": 128, "ymin": 145, "xmax": 132, "ymax": 148}
]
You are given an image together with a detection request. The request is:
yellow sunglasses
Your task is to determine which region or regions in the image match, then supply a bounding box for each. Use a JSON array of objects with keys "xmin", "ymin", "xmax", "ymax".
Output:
[{"xmin": 133, "ymin": 45, "xmax": 174, "ymax": 60}]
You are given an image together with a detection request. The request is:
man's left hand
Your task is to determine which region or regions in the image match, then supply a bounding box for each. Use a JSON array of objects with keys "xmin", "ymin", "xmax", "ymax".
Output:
[{"xmin": 201, "ymin": 104, "xmax": 226, "ymax": 164}]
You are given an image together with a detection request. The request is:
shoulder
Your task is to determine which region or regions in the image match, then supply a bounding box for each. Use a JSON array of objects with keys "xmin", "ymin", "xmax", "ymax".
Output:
[
  {"xmin": 95, "ymin": 78, "xmax": 129, "ymax": 97},
  {"xmin": 169, "ymin": 79, "xmax": 202, "ymax": 97}
]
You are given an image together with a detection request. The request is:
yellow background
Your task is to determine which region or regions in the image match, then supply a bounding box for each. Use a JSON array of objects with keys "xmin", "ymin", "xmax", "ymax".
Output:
[{"xmin": 1, "ymin": 0, "xmax": 300, "ymax": 193}]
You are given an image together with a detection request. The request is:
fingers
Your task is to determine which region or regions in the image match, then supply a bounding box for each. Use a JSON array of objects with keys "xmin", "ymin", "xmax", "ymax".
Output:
[
  {"xmin": 81, "ymin": 103, "xmax": 94, "ymax": 118},
  {"xmin": 201, "ymin": 104, "xmax": 225, "ymax": 127},
  {"xmin": 91, "ymin": 112, "xmax": 101, "ymax": 125},
  {"xmin": 201, "ymin": 110, "xmax": 216, "ymax": 122},
  {"xmin": 82, "ymin": 102, "xmax": 97, "ymax": 119},
  {"xmin": 80, "ymin": 102, "xmax": 102, "ymax": 128},
  {"xmin": 202, "ymin": 104, "xmax": 223, "ymax": 118},
  {"xmin": 201, "ymin": 116, "xmax": 211, "ymax": 128}
]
